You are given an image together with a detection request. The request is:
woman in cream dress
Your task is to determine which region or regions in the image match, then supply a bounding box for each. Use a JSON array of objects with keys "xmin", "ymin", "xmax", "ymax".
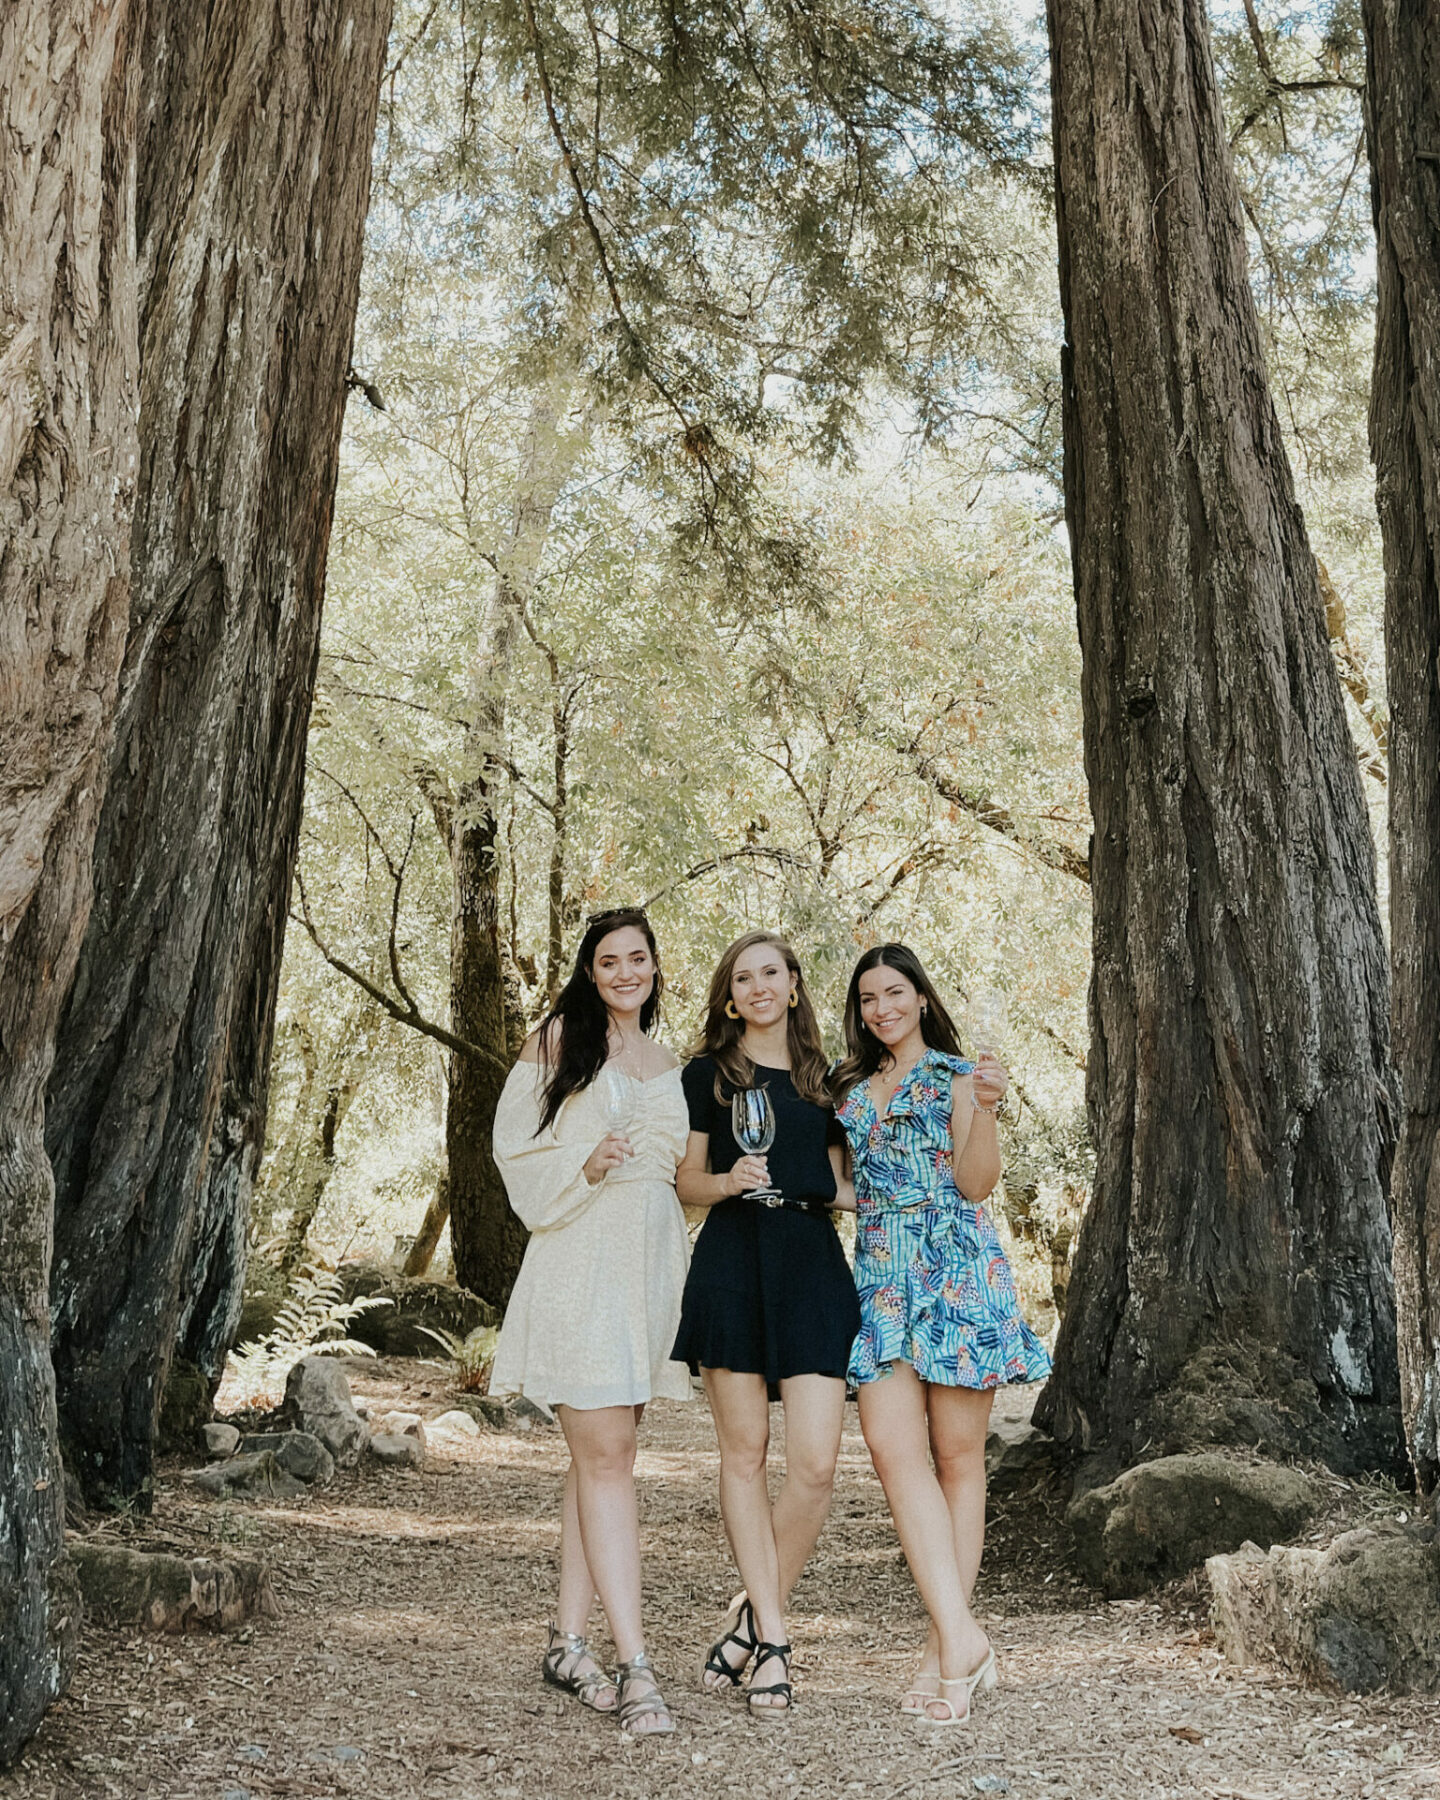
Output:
[{"xmin": 489, "ymin": 908, "xmax": 690, "ymax": 1735}]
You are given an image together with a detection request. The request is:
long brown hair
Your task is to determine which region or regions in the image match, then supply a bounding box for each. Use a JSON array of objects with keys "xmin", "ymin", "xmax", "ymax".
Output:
[
  {"xmin": 691, "ymin": 930, "xmax": 830, "ymax": 1106},
  {"xmin": 536, "ymin": 909, "xmax": 662, "ymax": 1132},
  {"xmin": 830, "ymin": 943, "xmax": 963, "ymax": 1105}
]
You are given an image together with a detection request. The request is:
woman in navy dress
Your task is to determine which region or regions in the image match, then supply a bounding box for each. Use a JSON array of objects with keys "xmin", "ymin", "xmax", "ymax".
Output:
[
  {"xmin": 833, "ymin": 944, "xmax": 1049, "ymax": 1726},
  {"xmin": 673, "ymin": 930, "xmax": 860, "ymax": 1714}
]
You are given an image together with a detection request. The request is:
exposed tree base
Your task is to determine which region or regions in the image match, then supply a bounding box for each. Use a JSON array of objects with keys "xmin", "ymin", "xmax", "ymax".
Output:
[{"xmin": 1040, "ymin": 1340, "xmax": 1409, "ymax": 1487}]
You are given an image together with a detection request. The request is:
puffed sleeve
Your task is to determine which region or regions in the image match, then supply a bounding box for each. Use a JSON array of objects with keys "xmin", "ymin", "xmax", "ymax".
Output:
[{"xmin": 491, "ymin": 1061, "xmax": 600, "ymax": 1234}]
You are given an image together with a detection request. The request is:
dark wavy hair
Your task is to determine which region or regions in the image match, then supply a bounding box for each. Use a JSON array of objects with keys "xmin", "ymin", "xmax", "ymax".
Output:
[
  {"xmin": 690, "ymin": 929, "xmax": 830, "ymax": 1107},
  {"xmin": 830, "ymin": 943, "xmax": 962, "ymax": 1105},
  {"xmin": 535, "ymin": 909, "xmax": 662, "ymax": 1132}
]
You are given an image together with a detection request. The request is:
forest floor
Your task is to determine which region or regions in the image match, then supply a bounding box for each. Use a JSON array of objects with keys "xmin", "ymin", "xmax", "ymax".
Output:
[{"xmin": 7, "ymin": 1365, "xmax": 1440, "ymax": 1800}]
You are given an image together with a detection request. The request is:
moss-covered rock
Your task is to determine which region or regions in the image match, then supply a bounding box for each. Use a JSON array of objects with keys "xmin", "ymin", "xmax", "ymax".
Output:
[
  {"xmin": 69, "ymin": 1541, "xmax": 277, "ymax": 1631},
  {"xmin": 1209, "ymin": 1526, "xmax": 1440, "ymax": 1693},
  {"xmin": 1067, "ymin": 1452, "xmax": 1323, "ymax": 1596}
]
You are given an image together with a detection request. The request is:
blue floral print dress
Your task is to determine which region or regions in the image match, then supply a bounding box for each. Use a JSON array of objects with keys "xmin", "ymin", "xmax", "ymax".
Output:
[{"xmin": 836, "ymin": 1049, "xmax": 1052, "ymax": 1390}]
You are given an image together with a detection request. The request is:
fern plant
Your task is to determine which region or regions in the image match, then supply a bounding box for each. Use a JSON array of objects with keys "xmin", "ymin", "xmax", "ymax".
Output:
[
  {"xmin": 417, "ymin": 1324, "xmax": 500, "ymax": 1393},
  {"xmin": 226, "ymin": 1265, "xmax": 393, "ymax": 1407}
]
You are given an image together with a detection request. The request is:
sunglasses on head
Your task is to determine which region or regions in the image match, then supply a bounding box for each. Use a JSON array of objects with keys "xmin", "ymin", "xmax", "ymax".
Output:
[{"xmin": 586, "ymin": 906, "xmax": 648, "ymax": 929}]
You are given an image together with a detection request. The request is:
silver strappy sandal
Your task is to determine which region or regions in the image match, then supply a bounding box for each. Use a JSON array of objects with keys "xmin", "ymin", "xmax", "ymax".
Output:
[
  {"xmin": 542, "ymin": 1623, "xmax": 618, "ymax": 1711},
  {"xmin": 614, "ymin": 1649, "xmax": 676, "ymax": 1734}
]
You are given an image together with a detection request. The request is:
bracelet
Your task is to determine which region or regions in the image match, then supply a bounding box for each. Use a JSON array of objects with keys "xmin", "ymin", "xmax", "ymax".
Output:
[{"xmin": 972, "ymin": 1096, "xmax": 1000, "ymax": 1116}]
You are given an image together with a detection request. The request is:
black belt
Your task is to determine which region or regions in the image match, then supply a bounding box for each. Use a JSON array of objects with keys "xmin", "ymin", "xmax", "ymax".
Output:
[{"xmin": 746, "ymin": 1193, "xmax": 831, "ymax": 1216}]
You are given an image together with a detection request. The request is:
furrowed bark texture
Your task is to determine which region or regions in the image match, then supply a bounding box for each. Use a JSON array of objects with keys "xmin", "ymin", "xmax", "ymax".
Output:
[
  {"xmin": 0, "ymin": 0, "xmax": 140, "ymax": 1756},
  {"xmin": 1363, "ymin": 0, "xmax": 1440, "ymax": 1492},
  {"xmin": 1034, "ymin": 0, "xmax": 1401, "ymax": 1473},
  {"xmin": 46, "ymin": 0, "xmax": 393, "ymax": 1510}
]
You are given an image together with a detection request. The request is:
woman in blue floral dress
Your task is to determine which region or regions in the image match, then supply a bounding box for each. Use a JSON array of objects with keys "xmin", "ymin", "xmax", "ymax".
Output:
[{"xmin": 833, "ymin": 944, "xmax": 1050, "ymax": 1726}]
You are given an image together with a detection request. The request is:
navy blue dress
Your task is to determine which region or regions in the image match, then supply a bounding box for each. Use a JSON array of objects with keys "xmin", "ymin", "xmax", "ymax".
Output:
[{"xmin": 671, "ymin": 1057, "xmax": 861, "ymax": 1387}]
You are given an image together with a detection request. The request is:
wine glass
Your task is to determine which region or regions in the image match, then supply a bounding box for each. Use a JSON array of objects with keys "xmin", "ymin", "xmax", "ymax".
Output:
[
  {"xmin": 965, "ymin": 986, "xmax": 1007, "ymax": 1059},
  {"xmin": 598, "ymin": 1065, "xmax": 635, "ymax": 1139},
  {"xmin": 731, "ymin": 1087, "xmax": 780, "ymax": 1202}
]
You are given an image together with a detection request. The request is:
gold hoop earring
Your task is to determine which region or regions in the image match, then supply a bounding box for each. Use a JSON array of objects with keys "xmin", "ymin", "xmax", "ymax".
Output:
[
  {"xmin": 725, "ymin": 1001, "xmax": 740, "ymax": 1020},
  {"xmin": 788, "ymin": 992, "xmax": 798, "ymax": 1009}
]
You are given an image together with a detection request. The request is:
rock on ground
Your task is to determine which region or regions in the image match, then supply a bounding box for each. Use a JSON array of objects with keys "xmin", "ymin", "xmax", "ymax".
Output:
[
  {"xmin": 1208, "ymin": 1526, "xmax": 1440, "ymax": 1694},
  {"xmin": 283, "ymin": 1355, "xmax": 371, "ymax": 1466},
  {"xmin": 427, "ymin": 1409, "xmax": 482, "ymax": 1441},
  {"xmin": 985, "ymin": 1415, "xmax": 1062, "ymax": 1494},
  {"xmin": 369, "ymin": 1432, "xmax": 425, "ymax": 1468},
  {"xmin": 1067, "ymin": 1452, "xmax": 1323, "ymax": 1596},
  {"xmin": 69, "ymin": 1541, "xmax": 277, "ymax": 1631},
  {"xmin": 186, "ymin": 1451, "xmax": 308, "ymax": 1502},
  {"xmin": 240, "ymin": 1430, "xmax": 336, "ymax": 1486},
  {"xmin": 376, "ymin": 1411, "xmax": 427, "ymax": 1446},
  {"xmin": 204, "ymin": 1422, "xmax": 241, "ymax": 1460}
]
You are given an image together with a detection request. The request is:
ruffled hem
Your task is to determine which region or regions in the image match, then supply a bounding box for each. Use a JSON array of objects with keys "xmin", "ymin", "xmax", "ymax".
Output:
[{"xmin": 848, "ymin": 1310, "xmax": 1051, "ymax": 1390}]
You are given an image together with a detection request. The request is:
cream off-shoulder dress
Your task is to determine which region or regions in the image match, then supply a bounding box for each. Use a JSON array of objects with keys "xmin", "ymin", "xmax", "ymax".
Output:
[{"xmin": 489, "ymin": 1060, "xmax": 693, "ymax": 1412}]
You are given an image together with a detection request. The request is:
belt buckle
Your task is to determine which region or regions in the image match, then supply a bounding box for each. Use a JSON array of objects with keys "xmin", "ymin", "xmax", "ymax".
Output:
[{"xmin": 758, "ymin": 1194, "xmax": 784, "ymax": 1209}]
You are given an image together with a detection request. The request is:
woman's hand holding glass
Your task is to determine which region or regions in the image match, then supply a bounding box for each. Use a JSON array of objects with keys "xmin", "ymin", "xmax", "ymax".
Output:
[
  {"xmin": 585, "ymin": 1065, "xmax": 636, "ymax": 1183},
  {"xmin": 724, "ymin": 1154, "xmax": 772, "ymax": 1196},
  {"xmin": 971, "ymin": 1054, "xmax": 1009, "ymax": 1113}
]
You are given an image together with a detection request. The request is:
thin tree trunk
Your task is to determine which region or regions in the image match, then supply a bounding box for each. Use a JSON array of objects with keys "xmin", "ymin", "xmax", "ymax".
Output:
[
  {"xmin": 46, "ymin": 0, "xmax": 393, "ymax": 1511},
  {"xmin": 1362, "ymin": 0, "xmax": 1440, "ymax": 1494},
  {"xmin": 448, "ymin": 379, "xmax": 587, "ymax": 1305},
  {"xmin": 278, "ymin": 1034, "xmax": 368, "ymax": 1279},
  {"xmin": 1034, "ymin": 0, "xmax": 1400, "ymax": 1474},
  {"xmin": 0, "ymin": 0, "xmax": 141, "ymax": 1757},
  {"xmin": 403, "ymin": 1169, "xmax": 452, "ymax": 1278}
]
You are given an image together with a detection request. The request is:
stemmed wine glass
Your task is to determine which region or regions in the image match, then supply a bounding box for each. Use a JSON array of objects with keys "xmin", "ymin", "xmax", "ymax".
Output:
[
  {"xmin": 965, "ymin": 986, "xmax": 1007, "ymax": 1060},
  {"xmin": 599, "ymin": 1065, "xmax": 635, "ymax": 1144},
  {"xmin": 731, "ymin": 1087, "xmax": 780, "ymax": 1203}
]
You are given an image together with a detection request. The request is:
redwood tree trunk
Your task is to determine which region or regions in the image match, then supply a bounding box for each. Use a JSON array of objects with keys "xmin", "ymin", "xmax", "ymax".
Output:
[
  {"xmin": 1034, "ymin": 0, "xmax": 1401, "ymax": 1474},
  {"xmin": 0, "ymin": 0, "xmax": 141, "ymax": 1757},
  {"xmin": 1363, "ymin": 0, "xmax": 1440, "ymax": 1493},
  {"xmin": 46, "ymin": 0, "xmax": 393, "ymax": 1510}
]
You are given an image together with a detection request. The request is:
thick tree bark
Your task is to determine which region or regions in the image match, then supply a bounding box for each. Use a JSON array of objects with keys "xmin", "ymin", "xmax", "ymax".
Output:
[
  {"xmin": 46, "ymin": 0, "xmax": 393, "ymax": 1510},
  {"xmin": 0, "ymin": 0, "xmax": 141, "ymax": 1757},
  {"xmin": 1034, "ymin": 0, "xmax": 1401, "ymax": 1474},
  {"xmin": 1363, "ymin": 0, "xmax": 1440, "ymax": 1494},
  {"xmin": 448, "ymin": 382, "xmax": 586, "ymax": 1305}
]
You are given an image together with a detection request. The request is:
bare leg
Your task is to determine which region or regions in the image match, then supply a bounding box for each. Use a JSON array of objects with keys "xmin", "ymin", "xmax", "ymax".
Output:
[
  {"xmin": 930, "ymin": 1384, "xmax": 994, "ymax": 1599},
  {"xmin": 771, "ymin": 1374, "xmax": 846, "ymax": 1599},
  {"xmin": 556, "ymin": 1402, "xmax": 668, "ymax": 1734},
  {"xmin": 912, "ymin": 1385, "xmax": 996, "ymax": 1682},
  {"xmin": 859, "ymin": 1362, "xmax": 989, "ymax": 1717},
  {"xmin": 703, "ymin": 1369, "xmax": 788, "ymax": 1700}
]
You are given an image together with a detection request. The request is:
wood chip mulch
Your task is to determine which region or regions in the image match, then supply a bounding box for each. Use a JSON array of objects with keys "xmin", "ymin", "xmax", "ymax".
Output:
[{"xmin": 6, "ymin": 1364, "xmax": 1438, "ymax": 1800}]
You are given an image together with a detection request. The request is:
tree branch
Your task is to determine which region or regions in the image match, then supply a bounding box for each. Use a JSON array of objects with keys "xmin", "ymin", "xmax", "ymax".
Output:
[
  {"xmin": 292, "ymin": 874, "xmax": 510, "ymax": 1079},
  {"xmin": 640, "ymin": 844, "xmax": 816, "ymax": 909}
]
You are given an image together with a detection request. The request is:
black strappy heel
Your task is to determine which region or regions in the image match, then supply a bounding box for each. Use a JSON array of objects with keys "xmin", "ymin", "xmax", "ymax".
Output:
[
  {"xmin": 746, "ymin": 1640, "xmax": 793, "ymax": 1714},
  {"xmin": 702, "ymin": 1596, "xmax": 757, "ymax": 1690}
]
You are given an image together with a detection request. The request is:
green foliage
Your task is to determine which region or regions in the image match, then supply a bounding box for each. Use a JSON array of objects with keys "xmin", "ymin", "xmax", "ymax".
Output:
[
  {"xmin": 368, "ymin": 0, "xmax": 1044, "ymax": 600},
  {"xmin": 418, "ymin": 1324, "xmax": 502, "ymax": 1391},
  {"xmin": 226, "ymin": 1268, "xmax": 394, "ymax": 1407},
  {"xmin": 265, "ymin": 0, "xmax": 1389, "ymax": 1316}
]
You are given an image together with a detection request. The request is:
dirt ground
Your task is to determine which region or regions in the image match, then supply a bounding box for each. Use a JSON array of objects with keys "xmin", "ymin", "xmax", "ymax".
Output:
[{"xmin": 7, "ymin": 1365, "xmax": 1439, "ymax": 1800}]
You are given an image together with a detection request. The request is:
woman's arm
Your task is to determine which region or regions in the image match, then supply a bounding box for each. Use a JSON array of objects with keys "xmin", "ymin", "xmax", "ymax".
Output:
[
  {"xmin": 675, "ymin": 1130, "xmax": 769, "ymax": 1208},
  {"xmin": 827, "ymin": 1141, "xmax": 858, "ymax": 1212},
  {"xmin": 951, "ymin": 1056, "xmax": 1007, "ymax": 1202}
]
